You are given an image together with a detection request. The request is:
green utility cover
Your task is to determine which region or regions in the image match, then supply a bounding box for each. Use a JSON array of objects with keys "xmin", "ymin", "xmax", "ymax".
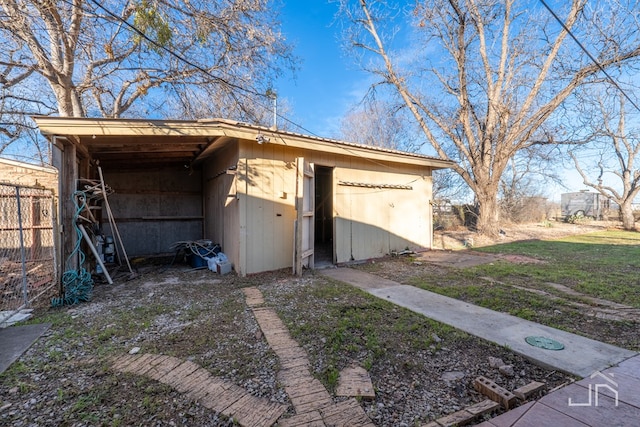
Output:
[{"xmin": 525, "ymin": 336, "xmax": 565, "ymax": 350}]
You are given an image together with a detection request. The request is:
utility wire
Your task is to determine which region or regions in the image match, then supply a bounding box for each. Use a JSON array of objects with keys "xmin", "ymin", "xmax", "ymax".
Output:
[
  {"xmin": 539, "ymin": 0, "xmax": 640, "ymax": 113},
  {"xmin": 54, "ymin": 0, "xmax": 439, "ymax": 173},
  {"xmin": 85, "ymin": 0, "xmax": 319, "ymax": 136}
]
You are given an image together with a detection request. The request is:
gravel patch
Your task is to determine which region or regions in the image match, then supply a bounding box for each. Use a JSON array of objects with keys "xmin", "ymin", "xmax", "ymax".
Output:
[{"xmin": 1, "ymin": 263, "xmax": 574, "ymax": 426}]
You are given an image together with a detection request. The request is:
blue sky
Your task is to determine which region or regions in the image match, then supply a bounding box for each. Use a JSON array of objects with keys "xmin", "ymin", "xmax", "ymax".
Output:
[
  {"xmin": 276, "ymin": 1, "xmax": 372, "ymax": 138},
  {"xmin": 274, "ymin": 1, "xmax": 597, "ymax": 200}
]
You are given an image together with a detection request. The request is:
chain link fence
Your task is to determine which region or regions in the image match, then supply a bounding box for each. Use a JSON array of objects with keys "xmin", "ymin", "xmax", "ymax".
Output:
[{"xmin": 0, "ymin": 183, "xmax": 58, "ymax": 326}]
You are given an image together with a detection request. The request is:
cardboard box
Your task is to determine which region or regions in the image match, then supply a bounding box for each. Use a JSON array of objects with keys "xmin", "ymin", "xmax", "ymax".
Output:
[{"xmin": 216, "ymin": 261, "xmax": 232, "ymax": 275}]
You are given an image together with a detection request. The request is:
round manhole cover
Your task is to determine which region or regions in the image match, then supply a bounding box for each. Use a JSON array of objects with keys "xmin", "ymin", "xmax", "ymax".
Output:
[{"xmin": 525, "ymin": 336, "xmax": 565, "ymax": 350}]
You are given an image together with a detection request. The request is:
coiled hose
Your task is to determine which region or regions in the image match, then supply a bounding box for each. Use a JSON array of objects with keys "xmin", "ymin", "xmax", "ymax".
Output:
[{"xmin": 52, "ymin": 191, "xmax": 94, "ymax": 307}]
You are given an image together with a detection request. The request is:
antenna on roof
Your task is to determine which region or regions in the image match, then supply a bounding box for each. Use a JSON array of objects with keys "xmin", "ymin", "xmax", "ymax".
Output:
[{"xmin": 266, "ymin": 89, "xmax": 277, "ymax": 130}]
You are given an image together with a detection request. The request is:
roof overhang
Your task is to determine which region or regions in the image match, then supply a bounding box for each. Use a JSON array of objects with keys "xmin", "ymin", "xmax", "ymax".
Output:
[{"xmin": 33, "ymin": 116, "xmax": 455, "ymax": 170}]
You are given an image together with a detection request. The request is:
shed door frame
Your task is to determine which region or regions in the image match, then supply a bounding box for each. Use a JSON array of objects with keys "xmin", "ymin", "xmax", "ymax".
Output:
[
  {"xmin": 314, "ymin": 165, "xmax": 334, "ymax": 266},
  {"xmin": 293, "ymin": 157, "xmax": 314, "ymax": 275}
]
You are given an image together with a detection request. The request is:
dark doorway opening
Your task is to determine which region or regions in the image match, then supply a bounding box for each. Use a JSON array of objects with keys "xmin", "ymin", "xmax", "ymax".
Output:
[{"xmin": 314, "ymin": 166, "xmax": 333, "ymax": 267}]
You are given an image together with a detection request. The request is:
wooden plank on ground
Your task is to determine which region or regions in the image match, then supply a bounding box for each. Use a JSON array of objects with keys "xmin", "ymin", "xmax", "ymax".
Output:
[
  {"xmin": 176, "ymin": 368, "xmax": 211, "ymax": 394},
  {"xmin": 146, "ymin": 356, "xmax": 183, "ymax": 381},
  {"xmin": 278, "ymin": 410, "xmax": 325, "ymax": 427},
  {"xmin": 320, "ymin": 398, "xmax": 374, "ymax": 427},
  {"xmin": 225, "ymin": 394, "xmax": 287, "ymax": 427},
  {"xmin": 242, "ymin": 287, "xmax": 265, "ymax": 306}
]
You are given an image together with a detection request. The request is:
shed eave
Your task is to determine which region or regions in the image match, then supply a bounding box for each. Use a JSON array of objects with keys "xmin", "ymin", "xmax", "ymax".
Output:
[
  {"xmin": 33, "ymin": 116, "xmax": 455, "ymax": 169},
  {"xmin": 33, "ymin": 116, "xmax": 226, "ymax": 138}
]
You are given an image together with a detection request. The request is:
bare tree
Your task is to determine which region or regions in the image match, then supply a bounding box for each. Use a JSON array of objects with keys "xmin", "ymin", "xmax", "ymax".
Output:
[
  {"xmin": 340, "ymin": 0, "xmax": 640, "ymax": 235},
  {"xmin": 570, "ymin": 93, "xmax": 640, "ymax": 230},
  {"xmin": 167, "ymin": 85, "xmax": 295, "ymax": 130},
  {"xmin": 338, "ymin": 95, "xmax": 471, "ymax": 206},
  {"xmin": 339, "ymin": 97, "xmax": 420, "ymax": 151},
  {"xmin": 499, "ymin": 147, "xmax": 558, "ymax": 222},
  {"xmin": 0, "ymin": 0, "xmax": 294, "ymax": 157}
]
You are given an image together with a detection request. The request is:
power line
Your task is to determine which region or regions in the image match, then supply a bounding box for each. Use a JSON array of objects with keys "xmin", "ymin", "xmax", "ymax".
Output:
[
  {"xmin": 84, "ymin": 0, "xmax": 319, "ymax": 136},
  {"xmin": 84, "ymin": 1, "xmax": 436, "ymax": 173},
  {"xmin": 49, "ymin": 0, "xmax": 432, "ymax": 173},
  {"xmin": 539, "ymin": 0, "xmax": 640, "ymax": 113}
]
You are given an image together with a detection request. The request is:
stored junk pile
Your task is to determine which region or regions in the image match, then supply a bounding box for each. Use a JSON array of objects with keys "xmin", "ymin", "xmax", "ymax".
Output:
[{"xmin": 170, "ymin": 240, "xmax": 232, "ymax": 275}]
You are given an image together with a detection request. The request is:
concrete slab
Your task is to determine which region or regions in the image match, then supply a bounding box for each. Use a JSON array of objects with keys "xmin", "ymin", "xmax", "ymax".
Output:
[
  {"xmin": 321, "ymin": 267, "xmax": 402, "ymax": 290},
  {"xmin": 539, "ymin": 382, "xmax": 639, "ymax": 426},
  {"xmin": 509, "ymin": 402, "xmax": 590, "ymax": 427},
  {"xmin": 320, "ymin": 268, "xmax": 637, "ymax": 378},
  {"xmin": 0, "ymin": 309, "xmax": 34, "ymax": 327},
  {"xmin": 580, "ymin": 356, "xmax": 640, "ymax": 410},
  {"xmin": 0, "ymin": 323, "xmax": 51, "ymax": 374},
  {"xmin": 602, "ymin": 353, "xmax": 640, "ymax": 380},
  {"xmin": 417, "ymin": 250, "xmax": 498, "ymax": 268},
  {"xmin": 474, "ymin": 401, "xmax": 536, "ymax": 427}
]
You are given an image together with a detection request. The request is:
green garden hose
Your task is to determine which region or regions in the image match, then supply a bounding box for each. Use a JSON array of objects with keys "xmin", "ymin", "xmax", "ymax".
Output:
[{"xmin": 52, "ymin": 191, "xmax": 93, "ymax": 307}]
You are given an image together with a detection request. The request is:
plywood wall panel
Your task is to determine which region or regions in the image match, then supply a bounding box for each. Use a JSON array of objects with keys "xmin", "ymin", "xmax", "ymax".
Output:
[
  {"xmin": 238, "ymin": 141, "xmax": 299, "ymax": 275},
  {"xmin": 104, "ymin": 167, "xmax": 203, "ymax": 256},
  {"xmin": 203, "ymin": 142, "xmax": 239, "ymax": 271},
  {"xmin": 233, "ymin": 140, "xmax": 433, "ymax": 274},
  {"xmin": 332, "ymin": 156, "xmax": 432, "ymax": 262}
]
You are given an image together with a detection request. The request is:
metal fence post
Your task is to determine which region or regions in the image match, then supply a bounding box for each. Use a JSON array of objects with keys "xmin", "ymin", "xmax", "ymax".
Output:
[{"xmin": 15, "ymin": 186, "xmax": 29, "ymax": 307}]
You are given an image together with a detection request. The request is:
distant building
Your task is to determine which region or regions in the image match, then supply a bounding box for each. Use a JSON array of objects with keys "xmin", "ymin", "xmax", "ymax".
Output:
[{"xmin": 0, "ymin": 157, "xmax": 58, "ymax": 194}]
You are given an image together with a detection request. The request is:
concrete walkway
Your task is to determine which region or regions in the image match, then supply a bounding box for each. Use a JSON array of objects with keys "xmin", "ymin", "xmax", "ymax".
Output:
[
  {"xmin": 0, "ymin": 323, "xmax": 51, "ymax": 375},
  {"xmin": 320, "ymin": 267, "xmax": 640, "ymax": 426},
  {"xmin": 320, "ymin": 268, "xmax": 635, "ymax": 378}
]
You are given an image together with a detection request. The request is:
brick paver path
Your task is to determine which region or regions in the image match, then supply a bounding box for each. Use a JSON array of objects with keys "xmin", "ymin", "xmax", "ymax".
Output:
[
  {"xmin": 109, "ymin": 286, "xmax": 376, "ymax": 427},
  {"xmin": 111, "ymin": 353, "xmax": 286, "ymax": 427},
  {"xmin": 243, "ymin": 286, "xmax": 374, "ymax": 427}
]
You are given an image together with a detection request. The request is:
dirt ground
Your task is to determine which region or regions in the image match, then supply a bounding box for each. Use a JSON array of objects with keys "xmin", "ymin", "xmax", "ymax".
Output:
[
  {"xmin": 0, "ymin": 219, "xmax": 629, "ymax": 426},
  {"xmin": 432, "ymin": 220, "xmax": 616, "ymax": 250}
]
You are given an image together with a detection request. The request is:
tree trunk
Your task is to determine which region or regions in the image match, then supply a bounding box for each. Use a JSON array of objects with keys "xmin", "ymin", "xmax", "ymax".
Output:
[
  {"xmin": 475, "ymin": 191, "xmax": 501, "ymax": 236},
  {"xmin": 620, "ymin": 202, "xmax": 636, "ymax": 231}
]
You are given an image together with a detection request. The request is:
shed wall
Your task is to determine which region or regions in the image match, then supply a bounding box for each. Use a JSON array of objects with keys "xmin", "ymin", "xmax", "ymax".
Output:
[
  {"xmin": 103, "ymin": 168, "xmax": 203, "ymax": 256},
  {"xmin": 236, "ymin": 141, "xmax": 433, "ymax": 275},
  {"xmin": 237, "ymin": 141, "xmax": 298, "ymax": 275},
  {"xmin": 203, "ymin": 143, "xmax": 240, "ymax": 269},
  {"xmin": 333, "ymin": 158, "xmax": 431, "ymax": 263}
]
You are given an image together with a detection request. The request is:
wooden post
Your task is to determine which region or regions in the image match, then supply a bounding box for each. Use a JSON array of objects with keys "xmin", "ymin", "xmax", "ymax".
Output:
[
  {"xmin": 294, "ymin": 157, "xmax": 304, "ymax": 275},
  {"xmin": 62, "ymin": 143, "xmax": 78, "ymax": 270}
]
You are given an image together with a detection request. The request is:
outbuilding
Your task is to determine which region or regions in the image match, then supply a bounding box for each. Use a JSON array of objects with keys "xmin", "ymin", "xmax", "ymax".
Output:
[{"xmin": 34, "ymin": 117, "xmax": 453, "ymax": 276}]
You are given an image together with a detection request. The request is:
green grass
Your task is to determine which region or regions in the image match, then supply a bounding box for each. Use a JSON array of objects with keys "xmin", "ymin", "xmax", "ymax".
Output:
[
  {"xmin": 471, "ymin": 230, "xmax": 640, "ymax": 307},
  {"xmin": 271, "ymin": 277, "xmax": 467, "ymax": 392},
  {"xmin": 409, "ymin": 230, "xmax": 640, "ymax": 350}
]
